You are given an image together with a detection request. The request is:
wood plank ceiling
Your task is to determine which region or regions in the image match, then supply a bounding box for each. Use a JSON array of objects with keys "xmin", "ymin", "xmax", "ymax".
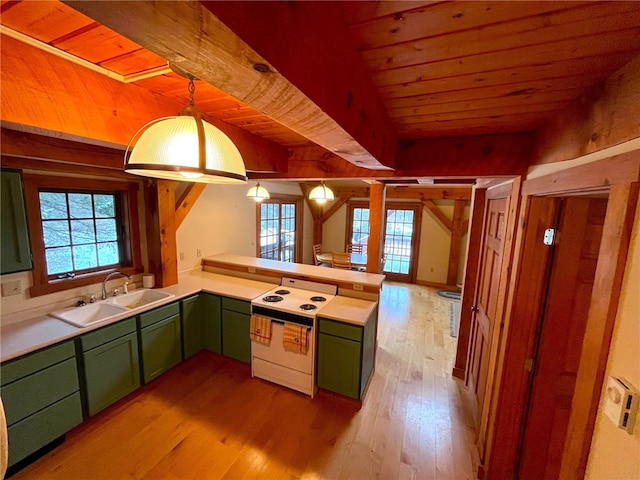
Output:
[{"xmin": 1, "ymin": 0, "xmax": 640, "ymax": 179}]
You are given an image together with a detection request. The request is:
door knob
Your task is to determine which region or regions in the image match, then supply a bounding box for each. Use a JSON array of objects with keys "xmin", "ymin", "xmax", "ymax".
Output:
[{"xmin": 471, "ymin": 306, "xmax": 479, "ymax": 313}]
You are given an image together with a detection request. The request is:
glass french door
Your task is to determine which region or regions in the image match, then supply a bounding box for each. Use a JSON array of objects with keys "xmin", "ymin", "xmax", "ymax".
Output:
[
  {"xmin": 258, "ymin": 201, "xmax": 297, "ymax": 262},
  {"xmin": 383, "ymin": 205, "xmax": 421, "ymax": 282}
]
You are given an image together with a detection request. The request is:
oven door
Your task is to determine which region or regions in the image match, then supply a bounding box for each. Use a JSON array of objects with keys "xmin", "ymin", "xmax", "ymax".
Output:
[{"xmin": 251, "ymin": 319, "xmax": 315, "ymax": 375}]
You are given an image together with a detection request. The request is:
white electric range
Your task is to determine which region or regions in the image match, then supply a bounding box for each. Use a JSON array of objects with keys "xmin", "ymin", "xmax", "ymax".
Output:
[{"xmin": 250, "ymin": 277, "xmax": 337, "ymax": 397}]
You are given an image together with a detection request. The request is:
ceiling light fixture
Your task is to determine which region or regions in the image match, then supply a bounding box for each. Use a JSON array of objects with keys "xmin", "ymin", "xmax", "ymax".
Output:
[
  {"xmin": 308, "ymin": 181, "xmax": 335, "ymax": 204},
  {"xmin": 124, "ymin": 74, "xmax": 247, "ymax": 184},
  {"xmin": 246, "ymin": 182, "xmax": 270, "ymax": 202}
]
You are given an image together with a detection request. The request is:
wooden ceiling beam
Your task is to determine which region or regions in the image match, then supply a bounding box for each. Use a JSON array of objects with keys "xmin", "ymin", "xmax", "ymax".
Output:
[
  {"xmin": 253, "ymin": 133, "xmax": 533, "ymax": 181},
  {"xmin": 0, "ymin": 35, "xmax": 288, "ymax": 173},
  {"xmin": 64, "ymin": 1, "xmax": 397, "ymax": 171}
]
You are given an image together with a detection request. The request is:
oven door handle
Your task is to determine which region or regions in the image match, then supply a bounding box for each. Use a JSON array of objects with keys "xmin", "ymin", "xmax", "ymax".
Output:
[{"xmin": 271, "ymin": 318, "xmax": 312, "ymax": 330}]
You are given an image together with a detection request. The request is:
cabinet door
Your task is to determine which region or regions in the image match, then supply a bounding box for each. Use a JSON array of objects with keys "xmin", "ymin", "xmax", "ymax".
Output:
[
  {"xmin": 83, "ymin": 332, "xmax": 140, "ymax": 416},
  {"xmin": 1, "ymin": 169, "xmax": 32, "ymax": 274},
  {"xmin": 140, "ymin": 314, "xmax": 181, "ymax": 382},
  {"xmin": 221, "ymin": 310, "xmax": 250, "ymax": 363},
  {"xmin": 182, "ymin": 295, "xmax": 204, "ymax": 359},
  {"xmin": 317, "ymin": 333, "xmax": 362, "ymax": 399},
  {"xmin": 202, "ymin": 294, "xmax": 222, "ymax": 354}
]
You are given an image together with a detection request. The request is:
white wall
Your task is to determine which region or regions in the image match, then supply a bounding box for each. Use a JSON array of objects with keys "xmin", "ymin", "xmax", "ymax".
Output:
[
  {"xmin": 176, "ymin": 181, "xmax": 312, "ymax": 273},
  {"xmin": 585, "ymin": 199, "xmax": 640, "ymax": 480}
]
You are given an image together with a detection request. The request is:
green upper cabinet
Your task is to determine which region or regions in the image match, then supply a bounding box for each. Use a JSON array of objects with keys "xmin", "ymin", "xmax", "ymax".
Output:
[{"xmin": 1, "ymin": 169, "xmax": 32, "ymax": 274}]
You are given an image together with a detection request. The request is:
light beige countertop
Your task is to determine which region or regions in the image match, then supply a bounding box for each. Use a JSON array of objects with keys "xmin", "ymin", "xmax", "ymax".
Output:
[
  {"xmin": 0, "ymin": 271, "xmax": 275, "ymax": 363},
  {"xmin": 318, "ymin": 295, "xmax": 378, "ymax": 326},
  {"xmin": 1, "ymin": 269, "xmax": 377, "ymax": 363},
  {"xmin": 202, "ymin": 253, "xmax": 386, "ymax": 290}
]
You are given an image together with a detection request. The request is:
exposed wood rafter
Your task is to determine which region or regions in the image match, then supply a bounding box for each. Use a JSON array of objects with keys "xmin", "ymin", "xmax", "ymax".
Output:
[{"xmin": 64, "ymin": 0, "xmax": 397, "ymax": 170}]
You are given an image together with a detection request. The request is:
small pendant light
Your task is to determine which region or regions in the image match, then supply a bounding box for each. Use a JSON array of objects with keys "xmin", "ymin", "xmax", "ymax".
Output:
[
  {"xmin": 246, "ymin": 182, "xmax": 270, "ymax": 202},
  {"xmin": 309, "ymin": 181, "xmax": 335, "ymax": 204}
]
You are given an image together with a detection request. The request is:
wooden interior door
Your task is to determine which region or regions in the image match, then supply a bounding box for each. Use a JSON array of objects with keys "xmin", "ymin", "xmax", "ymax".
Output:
[
  {"xmin": 517, "ymin": 197, "xmax": 607, "ymax": 480},
  {"xmin": 466, "ymin": 194, "xmax": 508, "ymax": 425}
]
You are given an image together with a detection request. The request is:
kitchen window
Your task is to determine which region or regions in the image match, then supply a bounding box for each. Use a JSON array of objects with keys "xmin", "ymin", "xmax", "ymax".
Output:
[
  {"xmin": 256, "ymin": 195, "xmax": 302, "ymax": 263},
  {"xmin": 23, "ymin": 174, "xmax": 142, "ymax": 296}
]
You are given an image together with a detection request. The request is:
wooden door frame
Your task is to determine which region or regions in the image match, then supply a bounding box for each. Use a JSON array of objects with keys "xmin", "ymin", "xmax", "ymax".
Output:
[
  {"xmin": 464, "ymin": 179, "xmax": 522, "ymax": 460},
  {"xmin": 482, "ymin": 151, "xmax": 640, "ymax": 479}
]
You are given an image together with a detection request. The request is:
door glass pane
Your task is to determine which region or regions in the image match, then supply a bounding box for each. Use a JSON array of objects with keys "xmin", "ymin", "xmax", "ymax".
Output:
[
  {"xmin": 351, "ymin": 207, "xmax": 369, "ymax": 252},
  {"xmin": 259, "ymin": 201, "xmax": 296, "ymax": 262},
  {"xmin": 384, "ymin": 208, "xmax": 415, "ymax": 275}
]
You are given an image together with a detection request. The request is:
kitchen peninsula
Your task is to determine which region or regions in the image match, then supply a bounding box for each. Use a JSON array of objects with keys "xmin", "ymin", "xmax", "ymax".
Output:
[{"xmin": 0, "ymin": 255, "xmax": 384, "ymax": 471}]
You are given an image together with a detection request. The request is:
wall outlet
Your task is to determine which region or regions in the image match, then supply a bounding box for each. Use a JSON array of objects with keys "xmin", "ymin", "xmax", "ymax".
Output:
[
  {"xmin": 353, "ymin": 283, "xmax": 363, "ymax": 291},
  {"xmin": 179, "ymin": 251, "xmax": 185, "ymax": 260},
  {"xmin": 1, "ymin": 280, "xmax": 22, "ymax": 297},
  {"xmin": 197, "ymin": 249, "xmax": 201, "ymax": 257}
]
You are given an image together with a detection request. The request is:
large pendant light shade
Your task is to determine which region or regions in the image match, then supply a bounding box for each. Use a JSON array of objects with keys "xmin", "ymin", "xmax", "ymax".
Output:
[{"xmin": 124, "ymin": 76, "xmax": 247, "ymax": 184}]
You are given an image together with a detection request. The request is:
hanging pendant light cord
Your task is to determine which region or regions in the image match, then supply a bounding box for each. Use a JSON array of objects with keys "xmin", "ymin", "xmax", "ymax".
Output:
[{"xmin": 187, "ymin": 76, "xmax": 196, "ymax": 107}]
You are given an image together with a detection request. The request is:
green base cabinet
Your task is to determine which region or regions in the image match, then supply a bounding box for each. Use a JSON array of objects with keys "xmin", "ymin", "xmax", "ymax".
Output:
[
  {"xmin": 1, "ymin": 341, "xmax": 82, "ymax": 467},
  {"xmin": 202, "ymin": 293, "xmax": 222, "ymax": 354},
  {"xmin": 79, "ymin": 318, "xmax": 140, "ymax": 417},
  {"xmin": 182, "ymin": 293, "xmax": 223, "ymax": 358},
  {"xmin": 139, "ymin": 302, "xmax": 182, "ymax": 383},
  {"xmin": 181, "ymin": 295, "xmax": 204, "ymax": 359},
  {"xmin": 221, "ymin": 297, "xmax": 251, "ymax": 363},
  {"xmin": 317, "ymin": 307, "xmax": 378, "ymax": 400}
]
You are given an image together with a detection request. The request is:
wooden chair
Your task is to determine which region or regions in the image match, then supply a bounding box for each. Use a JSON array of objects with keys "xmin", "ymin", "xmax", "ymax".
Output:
[
  {"xmin": 331, "ymin": 252, "xmax": 352, "ymax": 270},
  {"xmin": 346, "ymin": 244, "xmax": 363, "ymax": 254},
  {"xmin": 313, "ymin": 244, "xmax": 331, "ymax": 267}
]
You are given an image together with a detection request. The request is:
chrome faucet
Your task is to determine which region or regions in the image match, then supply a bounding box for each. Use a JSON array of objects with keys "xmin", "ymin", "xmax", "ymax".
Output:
[{"xmin": 101, "ymin": 271, "xmax": 130, "ymax": 300}]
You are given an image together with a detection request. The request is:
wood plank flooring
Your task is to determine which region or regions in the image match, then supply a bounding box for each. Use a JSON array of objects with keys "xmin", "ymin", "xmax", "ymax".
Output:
[{"xmin": 11, "ymin": 283, "xmax": 478, "ymax": 480}]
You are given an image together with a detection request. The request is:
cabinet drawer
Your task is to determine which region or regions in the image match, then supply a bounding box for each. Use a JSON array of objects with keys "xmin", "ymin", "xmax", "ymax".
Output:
[
  {"xmin": 1, "ymin": 341, "xmax": 75, "ymax": 385},
  {"xmin": 318, "ymin": 318, "xmax": 363, "ymax": 342},
  {"xmin": 139, "ymin": 302, "xmax": 180, "ymax": 328},
  {"xmin": 2, "ymin": 357, "xmax": 79, "ymax": 426},
  {"xmin": 7, "ymin": 392, "xmax": 83, "ymax": 467},
  {"xmin": 222, "ymin": 297, "xmax": 250, "ymax": 315},
  {"xmin": 80, "ymin": 317, "xmax": 137, "ymax": 351}
]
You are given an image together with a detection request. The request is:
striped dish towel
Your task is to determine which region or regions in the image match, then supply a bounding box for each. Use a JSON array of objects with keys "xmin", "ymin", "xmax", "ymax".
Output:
[
  {"xmin": 283, "ymin": 323, "xmax": 309, "ymax": 355},
  {"xmin": 249, "ymin": 314, "xmax": 272, "ymax": 344}
]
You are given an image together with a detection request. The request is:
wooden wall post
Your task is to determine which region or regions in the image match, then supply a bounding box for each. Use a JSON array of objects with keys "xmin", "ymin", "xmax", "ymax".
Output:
[
  {"xmin": 367, "ymin": 182, "xmax": 386, "ymax": 273},
  {"xmin": 447, "ymin": 199, "xmax": 467, "ymax": 286},
  {"xmin": 144, "ymin": 179, "xmax": 178, "ymax": 287}
]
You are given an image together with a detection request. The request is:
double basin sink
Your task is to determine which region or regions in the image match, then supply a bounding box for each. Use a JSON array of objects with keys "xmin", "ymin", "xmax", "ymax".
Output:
[{"xmin": 49, "ymin": 289, "xmax": 175, "ymax": 328}]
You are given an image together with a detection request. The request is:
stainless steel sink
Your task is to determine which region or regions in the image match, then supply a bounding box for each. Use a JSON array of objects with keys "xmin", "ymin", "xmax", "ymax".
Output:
[
  {"xmin": 50, "ymin": 302, "xmax": 128, "ymax": 327},
  {"xmin": 107, "ymin": 289, "xmax": 174, "ymax": 309}
]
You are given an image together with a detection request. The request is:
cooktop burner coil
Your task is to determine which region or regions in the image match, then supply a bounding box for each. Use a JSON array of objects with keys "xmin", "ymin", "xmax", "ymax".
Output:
[{"xmin": 262, "ymin": 295, "xmax": 284, "ymax": 303}]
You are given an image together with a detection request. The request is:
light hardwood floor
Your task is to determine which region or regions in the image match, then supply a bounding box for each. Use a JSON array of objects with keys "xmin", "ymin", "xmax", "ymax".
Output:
[{"xmin": 11, "ymin": 282, "xmax": 478, "ymax": 480}]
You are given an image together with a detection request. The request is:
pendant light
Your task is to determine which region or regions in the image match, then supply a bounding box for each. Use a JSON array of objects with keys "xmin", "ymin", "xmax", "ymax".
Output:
[
  {"xmin": 246, "ymin": 182, "xmax": 270, "ymax": 202},
  {"xmin": 124, "ymin": 74, "xmax": 247, "ymax": 184},
  {"xmin": 309, "ymin": 181, "xmax": 335, "ymax": 204}
]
